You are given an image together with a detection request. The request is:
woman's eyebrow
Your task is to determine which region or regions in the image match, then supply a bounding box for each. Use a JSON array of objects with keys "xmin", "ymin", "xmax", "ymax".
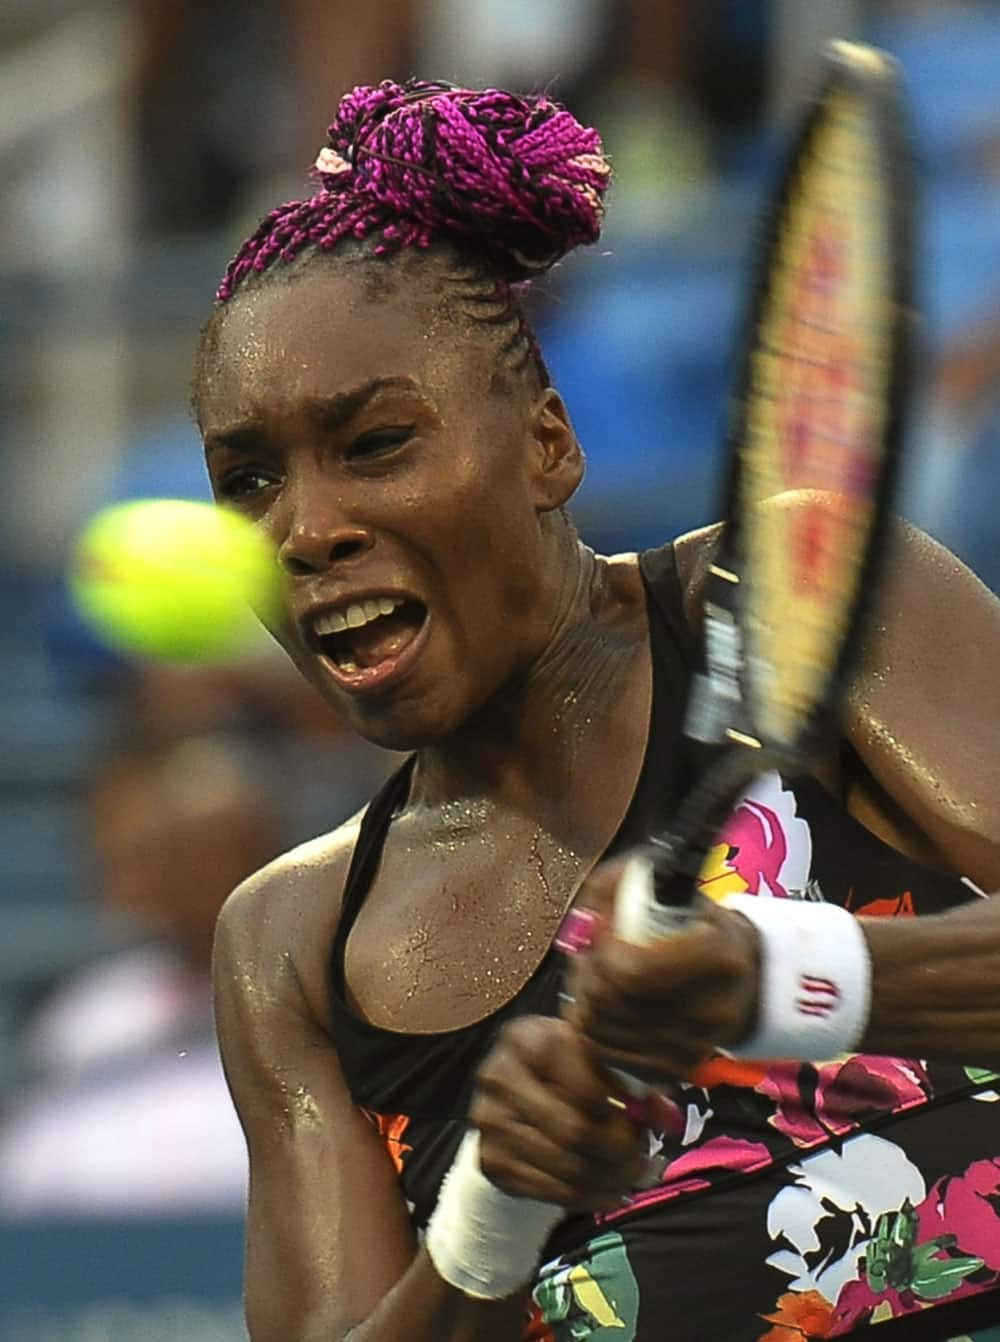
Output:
[
  {"xmin": 204, "ymin": 376, "xmax": 427, "ymax": 454},
  {"xmin": 304, "ymin": 376, "xmax": 427, "ymax": 431}
]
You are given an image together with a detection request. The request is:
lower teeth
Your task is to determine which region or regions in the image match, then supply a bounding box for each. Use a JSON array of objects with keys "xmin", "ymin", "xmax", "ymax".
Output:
[{"xmin": 339, "ymin": 659, "xmax": 359, "ymax": 673}]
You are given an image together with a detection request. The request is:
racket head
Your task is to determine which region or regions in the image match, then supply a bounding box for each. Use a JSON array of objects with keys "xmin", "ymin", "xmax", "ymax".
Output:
[{"xmin": 708, "ymin": 40, "xmax": 916, "ymax": 763}]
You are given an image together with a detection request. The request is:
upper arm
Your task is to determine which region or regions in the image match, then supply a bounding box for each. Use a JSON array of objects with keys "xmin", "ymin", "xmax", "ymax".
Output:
[
  {"xmin": 213, "ymin": 832, "xmax": 416, "ymax": 1342},
  {"xmin": 844, "ymin": 519, "xmax": 1000, "ymax": 889}
]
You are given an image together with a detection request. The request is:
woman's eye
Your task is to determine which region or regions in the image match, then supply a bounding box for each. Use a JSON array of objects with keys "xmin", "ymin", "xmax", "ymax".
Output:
[
  {"xmin": 214, "ymin": 467, "xmax": 277, "ymax": 500},
  {"xmin": 346, "ymin": 426, "xmax": 415, "ymax": 460}
]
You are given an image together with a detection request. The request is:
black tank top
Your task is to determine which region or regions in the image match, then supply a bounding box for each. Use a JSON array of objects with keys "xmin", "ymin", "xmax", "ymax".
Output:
[
  {"xmin": 328, "ymin": 542, "xmax": 1000, "ymax": 1341},
  {"xmin": 329, "ymin": 543, "xmax": 697, "ymax": 1199}
]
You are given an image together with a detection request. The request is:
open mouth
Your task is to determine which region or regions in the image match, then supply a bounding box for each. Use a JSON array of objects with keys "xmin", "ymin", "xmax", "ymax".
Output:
[{"xmin": 307, "ymin": 596, "xmax": 428, "ymax": 686}]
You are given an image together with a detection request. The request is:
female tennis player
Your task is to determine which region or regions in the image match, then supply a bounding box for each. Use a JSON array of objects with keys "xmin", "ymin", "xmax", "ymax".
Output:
[{"xmin": 197, "ymin": 82, "xmax": 1000, "ymax": 1341}]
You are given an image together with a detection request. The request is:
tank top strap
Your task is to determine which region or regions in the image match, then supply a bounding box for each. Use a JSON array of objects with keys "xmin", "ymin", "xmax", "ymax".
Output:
[
  {"xmin": 638, "ymin": 539, "xmax": 702, "ymax": 676},
  {"xmin": 331, "ymin": 756, "xmax": 415, "ymax": 998},
  {"xmin": 611, "ymin": 540, "xmax": 701, "ymax": 845}
]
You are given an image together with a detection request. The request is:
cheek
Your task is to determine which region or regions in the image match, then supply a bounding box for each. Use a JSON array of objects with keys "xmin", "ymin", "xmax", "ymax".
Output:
[{"xmin": 426, "ymin": 454, "xmax": 541, "ymax": 590}]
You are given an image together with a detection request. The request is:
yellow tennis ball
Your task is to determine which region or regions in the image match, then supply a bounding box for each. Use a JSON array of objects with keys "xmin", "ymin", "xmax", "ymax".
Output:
[{"xmin": 69, "ymin": 499, "xmax": 282, "ymax": 662}]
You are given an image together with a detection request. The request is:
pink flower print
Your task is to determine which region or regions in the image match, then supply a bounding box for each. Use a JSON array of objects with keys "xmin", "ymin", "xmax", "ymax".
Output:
[
  {"xmin": 834, "ymin": 1276, "xmax": 911, "ymax": 1330},
  {"xmin": 917, "ymin": 1159, "xmax": 1000, "ymax": 1272},
  {"xmin": 698, "ymin": 772, "xmax": 812, "ymax": 903},
  {"xmin": 723, "ymin": 801, "xmax": 792, "ymax": 896},
  {"xmin": 600, "ymin": 1136, "xmax": 772, "ymax": 1222},
  {"xmin": 661, "ymin": 1134, "xmax": 774, "ymax": 1194},
  {"xmin": 759, "ymin": 1055, "xmax": 931, "ymax": 1147}
]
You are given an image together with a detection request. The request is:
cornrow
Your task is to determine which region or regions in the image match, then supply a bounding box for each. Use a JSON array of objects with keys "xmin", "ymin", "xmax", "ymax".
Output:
[
  {"xmin": 436, "ymin": 255, "xmax": 552, "ymax": 386},
  {"xmin": 215, "ymin": 80, "xmax": 610, "ymax": 302}
]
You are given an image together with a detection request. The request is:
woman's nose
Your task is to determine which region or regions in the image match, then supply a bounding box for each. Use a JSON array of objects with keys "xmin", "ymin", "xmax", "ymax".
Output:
[{"xmin": 277, "ymin": 495, "xmax": 374, "ymax": 576}]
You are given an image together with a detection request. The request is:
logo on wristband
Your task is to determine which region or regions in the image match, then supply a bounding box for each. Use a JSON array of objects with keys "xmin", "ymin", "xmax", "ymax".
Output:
[{"xmin": 797, "ymin": 974, "xmax": 842, "ymax": 1019}]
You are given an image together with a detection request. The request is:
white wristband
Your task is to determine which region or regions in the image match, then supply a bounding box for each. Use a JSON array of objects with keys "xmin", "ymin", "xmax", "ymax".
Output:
[
  {"xmin": 424, "ymin": 1130, "xmax": 563, "ymax": 1300},
  {"xmin": 721, "ymin": 895, "xmax": 872, "ymax": 1060}
]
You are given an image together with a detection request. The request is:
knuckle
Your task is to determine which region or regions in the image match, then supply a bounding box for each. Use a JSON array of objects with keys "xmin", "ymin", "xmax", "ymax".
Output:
[
  {"xmin": 479, "ymin": 1148, "xmax": 516, "ymax": 1194},
  {"xmin": 504, "ymin": 1014, "xmax": 558, "ymax": 1063},
  {"xmin": 467, "ymin": 1091, "xmax": 492, "ymax": 1130},
  {"xmin": 556, "ymin": 1110, "xmax": 593, "ymax": 1152},
  {"xmin": 612, "ymin": 957, "xmax": 649, "ymax": 1003},
  {"xmin": 473, "ymin": 1053, "xmax": 502, "ymax": 1093},
  {"xmin": 715, "ymin": 941, "xmax": 748, "ymax": 982}
]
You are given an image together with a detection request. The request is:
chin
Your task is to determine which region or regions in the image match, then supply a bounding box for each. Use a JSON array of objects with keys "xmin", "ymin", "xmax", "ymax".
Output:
[{"xmin": 343, "ymin": 699, "xmax": 457, "ymax": 754}]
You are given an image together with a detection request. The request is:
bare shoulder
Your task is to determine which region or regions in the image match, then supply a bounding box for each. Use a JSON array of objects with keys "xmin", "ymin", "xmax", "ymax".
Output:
[
  {"xmin": 864, "ymin": 515, "xmax": 1000, "ymax": 640},
  {"xmin": 671, "ymin": 499, "xmax": 1000, "ymax": 640},
  {"xmin": 214, "ymin": 808, "xmax": 365, "ymax": 1034}
]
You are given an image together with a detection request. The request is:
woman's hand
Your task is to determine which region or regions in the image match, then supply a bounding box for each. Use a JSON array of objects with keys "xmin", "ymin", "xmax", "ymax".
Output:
[
  {"xmin": 562, "ymin": 858, "xmax": 762, "ymax": 1084},
  {"xmin": 469, "ymin": 1015, "xmax": 663, "ymax": 1214}
]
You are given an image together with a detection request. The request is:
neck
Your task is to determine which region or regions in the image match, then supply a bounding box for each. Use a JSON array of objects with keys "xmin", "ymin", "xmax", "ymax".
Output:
[{"xmin": 409, "ymin": 542, "xmax": 650, "ymax": 841}]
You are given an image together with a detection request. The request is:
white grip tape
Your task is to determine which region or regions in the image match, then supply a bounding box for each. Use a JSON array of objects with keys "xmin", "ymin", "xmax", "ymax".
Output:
[
  {"xmin": 424, "ymin": 1130, "xmax": 563, "ymax": 1300},
  {"xmin": 721, "ymin": 894, "xmax": 872, "ymax": 1060},
  {"xmin": 615, "ymin": 852, "xmax": 700, "ymax": 946}
]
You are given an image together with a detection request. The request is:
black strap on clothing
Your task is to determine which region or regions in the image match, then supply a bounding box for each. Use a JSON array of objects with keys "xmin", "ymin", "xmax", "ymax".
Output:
[{"xmin": 330, "ymin": 756, "xmax": 414, "ymax": 998}]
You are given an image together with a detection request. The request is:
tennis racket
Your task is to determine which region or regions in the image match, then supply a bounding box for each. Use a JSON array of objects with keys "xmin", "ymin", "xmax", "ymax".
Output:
[{"xmin": 616, "ymin": 39, "xmax": 916, "ymax": 945}]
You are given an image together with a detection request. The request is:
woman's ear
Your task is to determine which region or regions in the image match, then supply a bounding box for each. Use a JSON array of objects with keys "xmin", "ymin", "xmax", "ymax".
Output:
[{"xmin": 527, "ymin": 388, "xmax": 585, "ymax": 511}]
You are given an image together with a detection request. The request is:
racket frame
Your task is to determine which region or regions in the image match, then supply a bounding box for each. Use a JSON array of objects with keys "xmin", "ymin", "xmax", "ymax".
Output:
[{"xmin": 650, "ymin": 41, "xmax": 917, "ymax": 904}]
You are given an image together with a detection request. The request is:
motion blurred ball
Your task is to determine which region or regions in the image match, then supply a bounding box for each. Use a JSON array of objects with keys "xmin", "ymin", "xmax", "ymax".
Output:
[{"xmin": 69, "ymin": 499, "xmax": 281, "ymax": 662}]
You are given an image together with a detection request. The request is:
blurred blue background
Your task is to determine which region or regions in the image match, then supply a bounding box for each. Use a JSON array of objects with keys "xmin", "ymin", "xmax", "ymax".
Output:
[{"xmin": 0, "ymin": 1, "xmax": 998, "ymax": 1337}]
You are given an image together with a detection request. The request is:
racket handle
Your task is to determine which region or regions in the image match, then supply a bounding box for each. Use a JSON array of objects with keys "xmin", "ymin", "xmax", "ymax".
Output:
[
  {"xmin": 609, "ymin": 852, "xmax": 698, "ymax": 1143},
  {"xmin": 614, "ymin": 850, "xmax": 701, "ymax": 947}
]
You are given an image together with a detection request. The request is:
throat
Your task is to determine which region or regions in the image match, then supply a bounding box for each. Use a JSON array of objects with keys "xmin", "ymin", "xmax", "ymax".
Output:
[{"xmin": 414, "ymin": 629, "xmax": 653, "ymax": 852}]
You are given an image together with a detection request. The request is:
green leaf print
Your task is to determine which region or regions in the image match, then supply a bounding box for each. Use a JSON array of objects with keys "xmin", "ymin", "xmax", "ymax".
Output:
[
  {"xmin": 964, "ymin": 1066, "xmax": 1000, "ymax": 1087},
  {"xmin": 866, "ymin": 1201, "xmax": 919, "ymax": 1293},
  {"xmin": 863, "ymin": 1204, "xmax": 985, "ymax": 1304},
  {"xmin": 910, "ymin": 1242, "xmax": 985, "ymax": 1301},
  {"xmin": 533, "ymin": 1233, "xmax": 640, "ymax": 1339}
]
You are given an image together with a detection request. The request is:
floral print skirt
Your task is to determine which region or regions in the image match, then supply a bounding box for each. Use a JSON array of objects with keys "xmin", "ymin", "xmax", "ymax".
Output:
[{"xmin": 525, "ymin": 1096, "xmax": 1000, "ymax": 1341}]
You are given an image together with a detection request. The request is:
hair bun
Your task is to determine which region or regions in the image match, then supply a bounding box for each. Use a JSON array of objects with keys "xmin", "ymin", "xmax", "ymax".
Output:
[{"xmin": 313, "ymin": 80, "xmax": 611, "ymax": 279}]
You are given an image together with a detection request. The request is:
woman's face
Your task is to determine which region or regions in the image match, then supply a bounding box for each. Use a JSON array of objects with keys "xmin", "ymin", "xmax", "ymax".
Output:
[{"xmin": 197, "ymin": 266, "xmax": 580, "ymax": 750}]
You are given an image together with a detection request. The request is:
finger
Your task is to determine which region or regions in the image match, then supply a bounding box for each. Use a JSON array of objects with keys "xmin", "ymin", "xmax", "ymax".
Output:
[
  {"xmin": 485, "ymin": 1017, "xmax": 625, "ymax": 1123},
  {"xmin": 569, "ymin": 927, "xmax": 747, "ymax": 1044},
  {"xmin": 472, "ymin": 1057, "xmax": 640, "ymax": 1165},
  {"xmin": 591, "ymin": 1039, "xmax": 714, "ymax": 1084},
  {"xmin": 476, "ymin": 1106, "xmax": 646, "ymax": 1203},
  {"xmin": 471, "ymin": 1071, "xmax": 647, "ymax": 1211},
  {"xmin": 476, "ymin": 1143, "xmax": 635, "ymax": 1213},
  {"xmin": 572, "ymin": 858, "xmax": 629, "ymax": 921},
  {"xmin": 597, "ymin": 922, "xmax": 735, "ymax": 1004}
]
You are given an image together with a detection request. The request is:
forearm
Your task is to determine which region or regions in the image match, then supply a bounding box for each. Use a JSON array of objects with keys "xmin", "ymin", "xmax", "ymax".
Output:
[
  {"xmin": 335, "ymin": 1247, "xmax": 529, "ymax": 1342},
  {"xmin": 861, "ymin": 894, "xmax": 1000, "ymax": 1066},
  {"xmin": 252, "ymin": 1239, "xmax": 529, "ymax": 1342},
  {"xmin": 248, "ymin": 1196, "xmax": 532, "ymax": 1342}
]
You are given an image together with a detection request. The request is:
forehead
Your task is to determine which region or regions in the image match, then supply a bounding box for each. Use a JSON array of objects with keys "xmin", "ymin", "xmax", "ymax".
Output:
[{"xmin": 198, "ymin": 264, "xmax": 493, "ymax": 424}]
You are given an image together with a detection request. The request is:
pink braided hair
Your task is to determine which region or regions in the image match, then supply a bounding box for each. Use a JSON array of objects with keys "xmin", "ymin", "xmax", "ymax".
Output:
[{"xmin": 216, "ymin": 80, "xmax": 611, "ymax": 303}]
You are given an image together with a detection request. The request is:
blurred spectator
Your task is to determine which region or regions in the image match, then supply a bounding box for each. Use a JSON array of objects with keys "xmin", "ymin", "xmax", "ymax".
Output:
[
  {"xmin": 131, "ymin": 0, "xmax": 772, "ymax": 240},
  {"xmin": 909, "ymin": 311, "xmax": 1000, "ymax": 592},
  {"xmin": 0, "ymin": 732, "xmax": 282, "ymax": 1216},
  {"xmin": 133, "ymin": 0, "xmax": 417, "ymax": 235}
]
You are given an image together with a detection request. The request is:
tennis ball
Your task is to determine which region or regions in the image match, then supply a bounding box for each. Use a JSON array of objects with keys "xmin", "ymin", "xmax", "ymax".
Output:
[{"xmin": 69, "ymin": 499, "xmax": 282, "ymax": 662}]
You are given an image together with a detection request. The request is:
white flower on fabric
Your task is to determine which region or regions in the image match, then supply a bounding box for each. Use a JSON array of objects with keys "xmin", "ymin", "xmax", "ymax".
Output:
[
  {"xmin": 766, "ymin": 1134, "xmax": 926, "ymax": 1304},
  {"xmin": 681, "ymin": 1096, "xmax": 713, "ymax": 1147}
]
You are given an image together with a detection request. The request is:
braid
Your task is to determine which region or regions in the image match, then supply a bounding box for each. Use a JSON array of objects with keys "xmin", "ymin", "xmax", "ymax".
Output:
[
  {"xmin": 216, "ymin": 80, "xmax": 610, "ymax": 303},
  {"xmin": 441, "ymin": 260, "xmax": 552, "ymax": 388}
]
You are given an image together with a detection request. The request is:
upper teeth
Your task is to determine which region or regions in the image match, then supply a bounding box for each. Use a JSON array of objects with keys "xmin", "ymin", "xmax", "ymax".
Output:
[{"xmin": 313, "ymin": 597, "xmax": 403, "ymax": 636}]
